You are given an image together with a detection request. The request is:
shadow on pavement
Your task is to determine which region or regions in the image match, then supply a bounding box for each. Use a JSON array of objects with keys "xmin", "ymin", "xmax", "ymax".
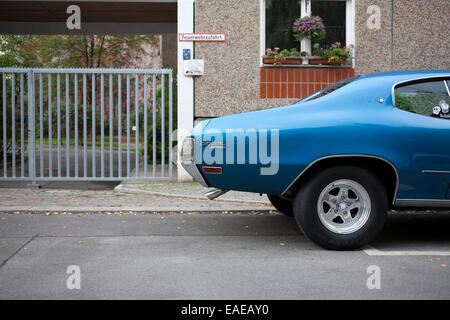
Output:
[
  {"xmin": 382, "ymin": 211, "xmax": 450, "ymax": 241},
  {"xmin": 0, "ymin": 181, "xmax": 120, "ymax": 190}
]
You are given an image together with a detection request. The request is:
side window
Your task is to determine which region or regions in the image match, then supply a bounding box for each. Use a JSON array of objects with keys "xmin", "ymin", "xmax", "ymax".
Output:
[{"xmin": 394, "ymin": 79, "xmax": 450, "ymax": 119}]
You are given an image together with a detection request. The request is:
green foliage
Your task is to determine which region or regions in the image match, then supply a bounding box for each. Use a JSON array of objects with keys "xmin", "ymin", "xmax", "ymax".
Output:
[
  {"xmin": 394, "ymin": 94, "xmax": 413, "ymax": 112},
  {"xmin": 0, "ymin": 103, "xmax": 23, "ymax": 155},
  {"xmin": 396, "ymin": 93, "xmax": 449, "ymax": 116},
  {"xmin": 0, "ymin": 35, "xmax": 165, "ymax": 159},
  {"xmin": 0, "ymin": 35, "xmax": 159, "ymax": 69},
  {"xmin": 265, "ymin": 48, "xmax": 296, "ymax": 65},
  {"xmin": 292, "ymin": 16, "xmax": 326, "ymax": 43},
  {"xmin": 0, "ymin": 78, "xmax": 25, "ymax": 155},
  {"xmin": 145, "ymin": 73, "xmax": 177, "ymax": 162},
  {"xmin": 317, "ymin": 42, "xmax": 353, "ymax": 65},
  {"xmin": 37, "ymin": 103, "xmax": 94, "ymax": 138}
]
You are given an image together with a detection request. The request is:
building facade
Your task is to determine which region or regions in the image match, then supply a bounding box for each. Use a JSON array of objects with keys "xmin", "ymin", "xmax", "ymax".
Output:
[
  {"xmin": 0, "ymin": 0, "xmax": 448, "ymax": 182},
  {"xmin": 190, "ymin": 0, "xmax": 449, "ymax": 119}
]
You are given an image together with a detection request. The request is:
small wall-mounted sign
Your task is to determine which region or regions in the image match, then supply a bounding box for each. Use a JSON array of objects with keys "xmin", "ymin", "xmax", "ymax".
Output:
[
  {"xmin": 179, "ymin": 33, "xmax": 226, "ymax": 42},
  {"xmin": 183, "ymin": 49, "xmax": 191, "ymax": 60},
  {"xmin": 184, "ymin": 60, "xmax": 204, "ymax": 76}
]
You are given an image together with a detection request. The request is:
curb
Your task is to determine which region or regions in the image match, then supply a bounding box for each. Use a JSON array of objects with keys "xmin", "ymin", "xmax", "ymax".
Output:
[{"xmin": 0, "ymin": 206, "xmax": 275, "ymax": 213}]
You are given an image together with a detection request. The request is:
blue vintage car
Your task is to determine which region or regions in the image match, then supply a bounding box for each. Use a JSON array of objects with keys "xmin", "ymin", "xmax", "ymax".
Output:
[{"xmin": 181, "ymin": 70, "xmax": 450, "ymax": 250}]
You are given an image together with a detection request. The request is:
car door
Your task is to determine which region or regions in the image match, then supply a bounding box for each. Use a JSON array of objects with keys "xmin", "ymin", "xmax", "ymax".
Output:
[{"xmin": 394, "ymin": 77, "xmax": 450, "ymax": 202}]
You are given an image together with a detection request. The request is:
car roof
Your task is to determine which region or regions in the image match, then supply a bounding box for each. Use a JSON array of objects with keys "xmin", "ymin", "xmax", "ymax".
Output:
[{"xmin": 358, "ymin": 70, "xmax": 450, "ymax": 84}]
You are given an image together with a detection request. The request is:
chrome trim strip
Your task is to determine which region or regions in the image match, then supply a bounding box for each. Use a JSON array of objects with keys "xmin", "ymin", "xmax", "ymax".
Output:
[
  {"xmin": 209, "ymin": 143, "xmax": 225, "ymax": 150},
  {"xmin": 281, "ymin": 154, "xmax": 400, "ymax": 205},
  {"xmin": 444, "ymin": 80, "xmax": 450, "ymax": 97},
  {"xmin": 422, "ymin": 170, "xmax": 450, "ymax": 175},
  {"xmin": 391, "ymin": 74, "xmax": 450, "ymax": 107},
  {"xmin": 395, "ymin": 199, "xmax": 450, "ymax": 208}
]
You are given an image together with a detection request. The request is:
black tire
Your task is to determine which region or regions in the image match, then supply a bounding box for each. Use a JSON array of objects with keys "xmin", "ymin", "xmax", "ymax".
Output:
[
  {"xmin": 293, "ymin": 166, "xmax": 388, "ymax": 250},
  {"xmin": 267, "ymin": 194, "xmax": 294, "ymax": 216}
]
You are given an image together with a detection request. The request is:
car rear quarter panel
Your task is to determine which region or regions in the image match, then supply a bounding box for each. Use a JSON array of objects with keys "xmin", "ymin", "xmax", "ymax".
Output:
[{"xmin": 198, "ymin": 73, "xmax": 450, "ymax": 200}]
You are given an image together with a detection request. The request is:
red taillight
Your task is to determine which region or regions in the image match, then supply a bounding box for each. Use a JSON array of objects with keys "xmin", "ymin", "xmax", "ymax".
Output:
[{"xmin": 202, "ymin": 166, "xmax": 222, "ymax": 174}]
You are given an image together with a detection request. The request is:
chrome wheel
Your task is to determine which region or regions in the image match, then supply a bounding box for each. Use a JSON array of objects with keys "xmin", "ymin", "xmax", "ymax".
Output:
[{"xmin": 317, "ymin": 179, "xmax": 371, "ymax": 234}]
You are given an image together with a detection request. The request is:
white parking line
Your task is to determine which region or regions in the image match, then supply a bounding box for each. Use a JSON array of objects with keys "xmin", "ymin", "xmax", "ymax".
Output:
[{"xmin": 363, "ymin": 246, "xmax": 450, "ymax": 256}]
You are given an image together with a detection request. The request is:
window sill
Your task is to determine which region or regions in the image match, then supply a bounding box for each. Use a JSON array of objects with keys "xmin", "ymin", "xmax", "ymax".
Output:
[
  {"xmin": 262, "ymin": 56, "xmax": 354, "ymax": 68},
  {"xmin": 262, "ymin": 64, "xmax": 354, "ymax": 69}
]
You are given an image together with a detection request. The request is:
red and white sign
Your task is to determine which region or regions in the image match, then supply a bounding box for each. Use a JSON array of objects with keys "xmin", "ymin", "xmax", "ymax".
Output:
[{"xmin": 179, "ymin": 33, "xmax": 226, "ymax": 42}]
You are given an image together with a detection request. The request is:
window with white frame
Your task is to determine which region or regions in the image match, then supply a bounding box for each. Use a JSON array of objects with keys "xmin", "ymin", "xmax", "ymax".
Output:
[{"xmin": 264, "ymin": 0, "xmax": 354, "ymax": 56}]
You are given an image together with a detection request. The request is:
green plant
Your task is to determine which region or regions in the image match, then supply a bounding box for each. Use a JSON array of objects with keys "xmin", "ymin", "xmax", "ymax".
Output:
[
  {"xmin": 144, "ymin": 72, "xmax": 177, "ymax": 162},
  {"xmin": 293, "ymin": 16, "xmax": 326, "ymax": 43},
  {"xmin": 265, "ymin": 48, "xmax": 294, "ymax": 65},
  {"xmin": 290, "ymin": 48, "xmax": 301, "ymax": 57},
  {"xmin": 0, "ymin": 81, "xmax": 24, "ymax": 156},
  {"xmin": 318, "ymin": 42, "xmax": 354, "ymax": 65}
]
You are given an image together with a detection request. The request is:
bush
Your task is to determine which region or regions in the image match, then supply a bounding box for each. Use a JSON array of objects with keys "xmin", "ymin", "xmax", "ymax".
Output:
[{"xmin": 144, "ymin": 74, "xmax": 177, "ymax": 163}]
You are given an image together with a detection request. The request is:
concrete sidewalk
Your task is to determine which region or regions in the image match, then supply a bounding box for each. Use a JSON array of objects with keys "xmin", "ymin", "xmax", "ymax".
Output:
[{"xmin": 0, "ymin": 184, "xmax": 274, "ymax": 213}]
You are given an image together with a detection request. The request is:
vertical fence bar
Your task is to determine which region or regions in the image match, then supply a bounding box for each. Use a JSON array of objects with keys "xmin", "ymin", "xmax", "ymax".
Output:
[
  {"xmin": 57, "ymin": 74, "xmax": 61, "ymax": 177},
  {"xmin": 152, "ymin": 74, "xmax": 156, "ymax": 178},
  {"xmin": 20, "ymin": 73, "xmax": 24, "ymax": 177},
  {"xmin": 83, "ymin": 74, "xmax": 87, "ymax": 178},
  {"xmin": 74, "ymin": 74, "xmax": 79, "ymax": 177},
  {"xmin": 135, "ymin": 74, "xmax": 139, "ymax": 177},
  {"xmin": 161, "ymin": 74, "xmax": 165, "ymax": 177},
  {"xmin": 126, "ymin": 74, "xmax": 130, "ymax": 177},
  {"xmin": 92, "ymin": 74, "xmax": 96, "ymax": 177},
  {"xmin": 100, "ymin": 73, "xmax": 105, "ymax": 178},
  {"xmin": 109, "ymin": 74, "xmax": 113, "ymax": 177},
  {"xmin": 27, "ymin": 70, "xmax": 36, "ymax": 185},
  {"xmin": 11, "ymin": 73, "xmax": 15, "ymax": 177},
  {"xmin": 118, "ymin": 74, "xmax": 122, "ymax": 178},
  {"xmin": 143, "ymin": 74, "xmax": 148, "ymax": 177},
  {"xmin": 39, "ymin": 74, "xmax": 44, "ymax": 177},
  {"xmin": 48, "ymin": 74, "xmax": 52, "ymax": 177},
  {"xmin": 2, "ymin": 73, "xmax": 6, "ymax": 177},
  {"xmin": 65, "ymin": 73, "xmax": 70, "ymax": 177},
  {"xmin": 169, "ymin": 71, "xmax": 173, "ymax": 178}
]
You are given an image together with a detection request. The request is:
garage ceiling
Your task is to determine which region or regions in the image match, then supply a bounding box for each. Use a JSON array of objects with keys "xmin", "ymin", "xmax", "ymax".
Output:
[
  {"xmin": 0, "ymin": 1, "xmax": 178, "ymax": 34},
  {"xmin": 0, "ymin": 1, "xmax": 177, "ymax": 23}
]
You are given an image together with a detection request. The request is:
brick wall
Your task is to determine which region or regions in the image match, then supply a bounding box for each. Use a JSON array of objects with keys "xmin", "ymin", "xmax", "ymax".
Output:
[{"xmin": 260, "ymin": 67, "xmax": 355, "ymax": 99}]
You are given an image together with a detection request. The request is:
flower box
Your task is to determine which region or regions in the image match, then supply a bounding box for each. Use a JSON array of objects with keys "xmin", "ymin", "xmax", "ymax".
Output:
[
  {"xmin": 263, "ymin": 55, "xmax": 349, "ymax": 66},
  {"xmin": 263, "ymin": 56, "xmax": 303, "ymax": 65},
  {"xmin": 308, "ymin": 56, "xmax": 348, "ymax": 66},
  {"xmin": 308, "ymin": 56, "xmax": 329, "ymax": 65}
]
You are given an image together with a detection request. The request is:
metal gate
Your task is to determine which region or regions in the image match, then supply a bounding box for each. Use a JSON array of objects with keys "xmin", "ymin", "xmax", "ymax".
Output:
[{"xmin": 0, "ymin": 68, "xmax": 174, "ymax": 185}]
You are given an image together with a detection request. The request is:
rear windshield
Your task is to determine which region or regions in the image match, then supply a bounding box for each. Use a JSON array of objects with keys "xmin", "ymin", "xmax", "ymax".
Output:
[{"xmin": 296, "ymin": 76, "xmax": 359, "ymax": 104}]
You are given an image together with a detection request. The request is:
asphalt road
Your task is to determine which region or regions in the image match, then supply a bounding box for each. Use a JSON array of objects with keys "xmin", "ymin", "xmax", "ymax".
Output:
[{"xmin": 0, "ymin": 211, "xmax": 450, "ymax": 299}]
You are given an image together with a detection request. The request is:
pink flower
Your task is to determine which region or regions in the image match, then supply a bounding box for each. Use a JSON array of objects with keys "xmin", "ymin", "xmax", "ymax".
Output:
[{"xmin": 274, "ymin": 47, "xmax": 280, "ymax": 51}]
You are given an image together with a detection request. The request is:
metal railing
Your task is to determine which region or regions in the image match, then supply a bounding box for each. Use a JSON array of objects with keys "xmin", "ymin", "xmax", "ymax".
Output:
[{"xmin": 0, "ymin": 68, "xmax": 174, "ymax": 184}]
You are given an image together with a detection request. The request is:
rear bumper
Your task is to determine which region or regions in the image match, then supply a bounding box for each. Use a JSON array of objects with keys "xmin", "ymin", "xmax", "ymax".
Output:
[
  {"xmin": 180, "ymin": 137, "xmax": 209, "ymax": 187},
  {"xmin": 181, "ymin": 161, "xmax": 209, "ymax": 187}
]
